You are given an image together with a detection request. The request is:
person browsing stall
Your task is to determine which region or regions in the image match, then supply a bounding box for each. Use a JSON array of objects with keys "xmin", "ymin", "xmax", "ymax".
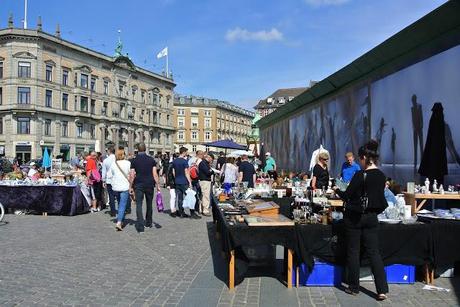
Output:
[
  {"xmin": 198, "ymin": 153, "xmax": 215, "ymax": 216},
  {"xmin": 311, "ymin": 152, "xmax": 330, "ymax": 190},
  {"xmin": 334, "ymin": 140, "xmax": 389, "ymax": 301},
  {"xmin": 341, "ymin": 152, "xmax": 361, "ymax": 183},
  {"xmin": 172, "ymin": 147, "xmax": 199, "ymax": 219},
  {"xmin": 238, "ymin": 154, "xmax": 256, "ymax": 188}
]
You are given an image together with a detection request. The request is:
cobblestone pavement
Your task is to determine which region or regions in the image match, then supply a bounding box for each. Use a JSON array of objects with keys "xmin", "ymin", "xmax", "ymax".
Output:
[{"xmin": 1, "ymin": 188, "xmax": 459, "ymax": 307}]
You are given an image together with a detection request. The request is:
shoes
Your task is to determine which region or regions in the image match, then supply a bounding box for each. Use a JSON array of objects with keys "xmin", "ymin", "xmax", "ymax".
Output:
[
  {"xmin": 145, "ymin": 223, "xmax": 153, "ymax": 228},
  {"xmin": 90, "ymin": 208, "xmax": 99, "ymax": 213},
  {"xmin": 109, "ymin": 211, "xmax": 116, "ymax": 217},
  {"xmin": 191, "ymin": 213, "xmax": 201, "ymax": 219},
  {"xmin": 377, "ymin": 294, "xmax": 387, "ymax": 301},
  {"xmin": 169, "ymin": 211, "xmax": 177, "ymax": 218},
  {"xmin": 154, "ymin": 223, "xmax": 162, "ymax": 229},
  {"xmin": 344, "ymin": 287, "xmax": 359, "ymax": 296},
  {"xmin": 202, "ymin": 212, "xmax": 212, "ymax": 217},
  {"xmin": 115, "ymin": 223, "xmax": 123, "ymax": 231},
  {"xmin": 180, "ymin": 213, "xmax": 190, "ymax": 218},
  {"xmin": 135, "ymin": 225, "xmax": 144, "ymax": 233}
]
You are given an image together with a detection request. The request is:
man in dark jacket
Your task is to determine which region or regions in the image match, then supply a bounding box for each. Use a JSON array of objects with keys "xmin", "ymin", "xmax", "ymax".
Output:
[{"xmin": 198, "ymin": 153, "xmax": 214, "ymax": 216}]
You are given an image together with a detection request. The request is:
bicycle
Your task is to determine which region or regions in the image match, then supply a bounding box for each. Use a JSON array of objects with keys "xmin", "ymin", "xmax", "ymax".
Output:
[{"xmin": 0, "ymin": 202, "xmax": 4, "ymax": 222}]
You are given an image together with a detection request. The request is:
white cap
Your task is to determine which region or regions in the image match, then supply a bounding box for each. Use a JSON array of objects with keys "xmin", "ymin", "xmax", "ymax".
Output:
[
  {"xmin": 30, "ymin": 162, "xmax": 36, "ymax": 166},
  {"xmin": 265, "ymin": 152, "xmax": 271, "ymax": 156}
]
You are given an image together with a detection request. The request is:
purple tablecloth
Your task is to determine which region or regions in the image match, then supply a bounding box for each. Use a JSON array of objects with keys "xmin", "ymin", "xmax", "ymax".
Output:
[{"xmin": 0, "ymin": 185, "xmax": 90, "ymax": 215}]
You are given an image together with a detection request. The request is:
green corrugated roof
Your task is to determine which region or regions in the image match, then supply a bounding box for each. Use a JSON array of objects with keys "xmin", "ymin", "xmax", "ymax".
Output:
[{"xmin": 257, "ymin": 0, "xmax": 460, "ymax": 128}]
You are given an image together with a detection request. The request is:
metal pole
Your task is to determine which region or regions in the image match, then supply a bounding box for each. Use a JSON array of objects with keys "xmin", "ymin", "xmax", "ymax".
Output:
[
  {"xmin": 24, "ymin": 0, "xmax": 28, "ymax": 29},
  {"xmin": 166, "ymin": 52, "xmax": 169, "ymax": 78}
]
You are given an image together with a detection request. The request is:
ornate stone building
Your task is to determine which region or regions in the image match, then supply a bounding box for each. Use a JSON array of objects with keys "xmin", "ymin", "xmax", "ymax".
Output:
[
  {"xmin": 0, "ymin": 19, "xmax": 175, "ymax": 162},
  {"xmin": 173, "ymin": 95, "xmax": 254, "ymax": 153}
]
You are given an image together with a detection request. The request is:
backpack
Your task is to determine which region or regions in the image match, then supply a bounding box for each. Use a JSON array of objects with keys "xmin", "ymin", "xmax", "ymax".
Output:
[{"xmin": 190, "ymin": 164, "xmax": 199, "ymax": 180}]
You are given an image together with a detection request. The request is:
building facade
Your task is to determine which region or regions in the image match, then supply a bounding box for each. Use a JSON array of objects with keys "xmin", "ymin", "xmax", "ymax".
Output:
[
  {"xmin": 0, "ymin": 23, "xmax": 175, "ymax": 163},
  {"xmin": 254, "ymin": 87, "xmax": 309, "ymax": 118},
  {"xmin": 173, "ymin": 95, "xmax": 254, "ymax": 153}
]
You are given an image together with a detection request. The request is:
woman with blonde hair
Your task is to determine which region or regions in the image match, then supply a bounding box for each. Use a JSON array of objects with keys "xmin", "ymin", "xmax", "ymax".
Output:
[
  {"xmin": 109, "ymin": 148, "xmax": 131, "ymax": 231},
  {"xmin": 311, "ymin": 152, "xmax": 330, "ymax": 190}
]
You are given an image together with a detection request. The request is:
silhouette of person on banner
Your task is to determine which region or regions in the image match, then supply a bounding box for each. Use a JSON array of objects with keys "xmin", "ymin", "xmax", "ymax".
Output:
[{"xmin": 411, "ymin": 94, "xmax": 424, "ymax": 174}]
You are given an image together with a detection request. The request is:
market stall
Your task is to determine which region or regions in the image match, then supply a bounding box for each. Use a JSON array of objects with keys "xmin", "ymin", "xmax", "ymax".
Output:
[{"xmin": 0, "ymin": 180, "xmax": 90, "ymax": 216}]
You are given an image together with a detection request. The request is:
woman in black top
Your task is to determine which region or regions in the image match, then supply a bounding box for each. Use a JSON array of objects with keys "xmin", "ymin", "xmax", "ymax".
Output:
[
  {"xmin": 335, "ymin": 140, "xmax": 389, "ymax": 301},
  {"xmin": 311, "ymin": 152, "xmax": 330, "ymax": 190}
]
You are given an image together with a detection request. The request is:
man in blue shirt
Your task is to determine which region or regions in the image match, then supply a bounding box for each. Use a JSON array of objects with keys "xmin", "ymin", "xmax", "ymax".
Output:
[
  {"xmin": 172, "ymin": 147, "xmax": 199, "ymax": 219},
  {"xmin": 341, "ymin": 152, "xmax": 361, "ymax": 183}
]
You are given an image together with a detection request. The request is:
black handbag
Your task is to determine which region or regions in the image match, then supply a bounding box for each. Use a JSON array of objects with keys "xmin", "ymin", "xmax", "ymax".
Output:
[{"xmin": 345, "ymin": 172, "xmax": 368, "ymax": 213}]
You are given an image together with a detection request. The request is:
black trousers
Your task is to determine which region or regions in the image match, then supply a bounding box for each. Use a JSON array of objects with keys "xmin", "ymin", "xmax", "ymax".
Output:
[
  {"xmin": 135, "ymin": 186, "xmax": 154, "ymax": 227},
  {"xmin": 344, "ymin": 211, "xmax": 388, "ymax": 294}
]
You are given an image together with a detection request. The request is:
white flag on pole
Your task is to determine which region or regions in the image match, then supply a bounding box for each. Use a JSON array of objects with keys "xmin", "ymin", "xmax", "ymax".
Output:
[{"xmin": 157, "ymin": 47, "xmax": 168, "ymax": 59}]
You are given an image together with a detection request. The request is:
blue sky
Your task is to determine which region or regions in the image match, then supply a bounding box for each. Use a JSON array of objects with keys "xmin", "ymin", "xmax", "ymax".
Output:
[{"xmin": 1, "ymin": 0, "xmax": 447, "ymax": 109}]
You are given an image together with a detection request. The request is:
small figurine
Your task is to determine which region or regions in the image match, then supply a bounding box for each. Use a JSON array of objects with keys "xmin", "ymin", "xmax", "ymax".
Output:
[
  {"xmin": 424, "ymin": 178, "xmax": 431, "ymax": 194},
  {"xmin": 433, "ymin": 179, "xmax": 439, "ymax": 193},
  {"xmin": 439, "ymin": 184, "xmax": 445, "ymax": 195}
]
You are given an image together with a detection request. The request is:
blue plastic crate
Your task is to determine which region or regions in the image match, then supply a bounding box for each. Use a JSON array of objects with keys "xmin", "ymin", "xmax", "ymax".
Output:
[
  {"xmin": 384, "ymin": 264, "xmax": 415, "ymax": 284},
  {"xmin": 294, "ymin": 262, "xmax": 415, "ymax": 286},
  {"xmin": 294, "ymin": 261, "xmax": 343, "ymax": 286}
]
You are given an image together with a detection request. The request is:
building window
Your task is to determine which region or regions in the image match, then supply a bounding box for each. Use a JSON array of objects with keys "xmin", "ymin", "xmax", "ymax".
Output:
[
  {"xmin": 177, "ymin": 131, "xmax": 184, "ymax": 140},
  {"xmin": 205, "ymin": 131, "xmax": 211, "ymax": 140},
  {"xmin": 0, "ymin": 61, "xmax": 3, "ymax": 78},
  {"xmin": 62, "ymin": 93, "xmax": 68, "ymax": 110},
  {"xmin": 102, "ymin": 101, "xmax": 108, "ymax": 115},
  {"xmin": 80, "ymin": 74, "xmax": 88, "ymax": 88},
  {"xmin": 192, "ymin": 145, "xmax": 197, "ymax": 152},
  {"xmin": 0, "ymin": 117, "xmax": 2, "ymax": 134},
  {"xmin": 90, "ymin": 77, "xmax": 96, "ymax": 91},
  {"xmin": 141, "ymin": 91, "xmax": 145, "ymax": 103},
  {"xmin": 62, "ymin": 69, "xmax": 68, "ymax": 85},
  {"xmin": 205, "ymin": 119, "xmax": 211, "ymax": 128},
  {"xmin": 118, "ymin": 84, "xmax": 124, "ymax": 97},
  {"xmin": 17, "ymin": 117, "xmax": 30, "ymax": 134},
  {"xmin": 191, "ymin": 118, "xmax": 198, "ymax": 128},
  {"xmin": 204, "ymin": 110, "xmax": 211, "ymax": 116},
  {"xmin": 103, "ymin": 81, "xmax": 109, "ymax": 95},
  {"xmin": 90, "ymin": 124, "xmax": 95, "ymax": 139},
  {"xmin": 45, "ymin": 90, "xmax": 52, "ymax": 107},
  {"xmin": 205, "ymin": 145, "xmax": 210, "ymax": 152},
  {"xmin": 166, "ymin": 115, "xmax": 170, "ymax": 125},
  {"xmin": 177, "ymin": 108, "xmax": 185, "ymax": 115},
  {"xmin": 90, "ymin": 99, "xmax": 95, "ymax": 114},
  {"xmin": 18, "ymin": 61, "xmax": 31, "ymax": 78},
  {"xmin": 18, "ymin": 87, "xmax": 31, "ymax": 104},
  {"xmin": 80, "ymin": 96, "xmax": 88, "ymax": 112},
  {"xmin": 0, "ymin": 87, "xmax": 2, "ymax": 105},
  {"xmin": 45, "ymin": 64, "xmax": 52, "ymax": 82},
  {"xmin": 178, "ymin": 117, "xmax": 184, "ymax": 127},
  {"xmin": 44, "ymin": 119, "xmax": 51, "ymax": 136},
  {"xmin": 191, "ymin": 131, "xmax": 198, "ymax": 140},
  {"xmin": 76, "ymin": 123, "xmax": 83, "ymax": 138},
  {"xmin": 62, "ymin": 121, "xmax": 68, "ymax": 137}
]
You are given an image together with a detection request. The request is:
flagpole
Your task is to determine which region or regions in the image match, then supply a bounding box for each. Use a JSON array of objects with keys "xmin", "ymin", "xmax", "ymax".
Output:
[
  {"xmin": 166, "ymin": 52, "xmax": 169, "ymax": 78},
  {"xmin": 24, "ymin": 0, "xmax": 28, "ymax": 29}
]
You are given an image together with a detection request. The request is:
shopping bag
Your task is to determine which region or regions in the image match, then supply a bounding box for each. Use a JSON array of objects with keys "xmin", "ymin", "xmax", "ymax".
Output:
[
  {"xmin": 183, "ymin": 188, "xmax": 197, "ymax": 209},
  {"xmin": 156, "ymin": 191, "xmax": 164, "ymax": 212}
]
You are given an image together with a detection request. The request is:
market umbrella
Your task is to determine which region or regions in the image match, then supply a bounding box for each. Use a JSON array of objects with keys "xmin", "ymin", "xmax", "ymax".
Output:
[
  {"xmin": 418, "ymin": 102, "xmax": 448, "ymax": 182},
  {"xmin": 259, "ymin": 142, "xmax": 266, "ymax": 171},
  {"xmin": 203, "ymin": 139, "xmax": 246, "ymax": 150},
  {"xmin": 42, "ymin": 147, "xmax": 52, "ymax": 169}
]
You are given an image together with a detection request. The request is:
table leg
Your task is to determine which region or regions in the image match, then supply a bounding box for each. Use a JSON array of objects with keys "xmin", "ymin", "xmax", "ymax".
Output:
[
  {"xmin": 229, "ymin": 250, "xmax": 235, "ymax": 290},
  {"xmin": 415, "ymin": 200, "xmax": 427, "ymax": 213},
  {"xmin": 287, "ymin": 248, "xmax": 293, "ymax": 289},
  {"xmin": 296, "ymin": 266, "xmax": 299, "ymax": 288}
]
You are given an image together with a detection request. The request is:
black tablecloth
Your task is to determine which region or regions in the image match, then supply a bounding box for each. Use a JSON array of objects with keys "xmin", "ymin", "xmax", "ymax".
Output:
[
  {"xmin": 295, "ymin": 222, "xmax": 433, "ymax": 270},
  {"xmin": 0, "ymin": 185, "xmax": 89, "ymax": 215},
  {"xmin": 417, "ymin": 216, "xmax": 460, "ymax": 268}
]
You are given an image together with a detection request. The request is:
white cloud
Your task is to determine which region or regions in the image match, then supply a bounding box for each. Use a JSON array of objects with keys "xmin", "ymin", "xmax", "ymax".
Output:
[
  {"xmin": 225, "ymin": 27, "xmax": 283, "ymax": 42},
  {"xmin": 304, "ymin": 0, "xmax": 350, "ymax": 7}
]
